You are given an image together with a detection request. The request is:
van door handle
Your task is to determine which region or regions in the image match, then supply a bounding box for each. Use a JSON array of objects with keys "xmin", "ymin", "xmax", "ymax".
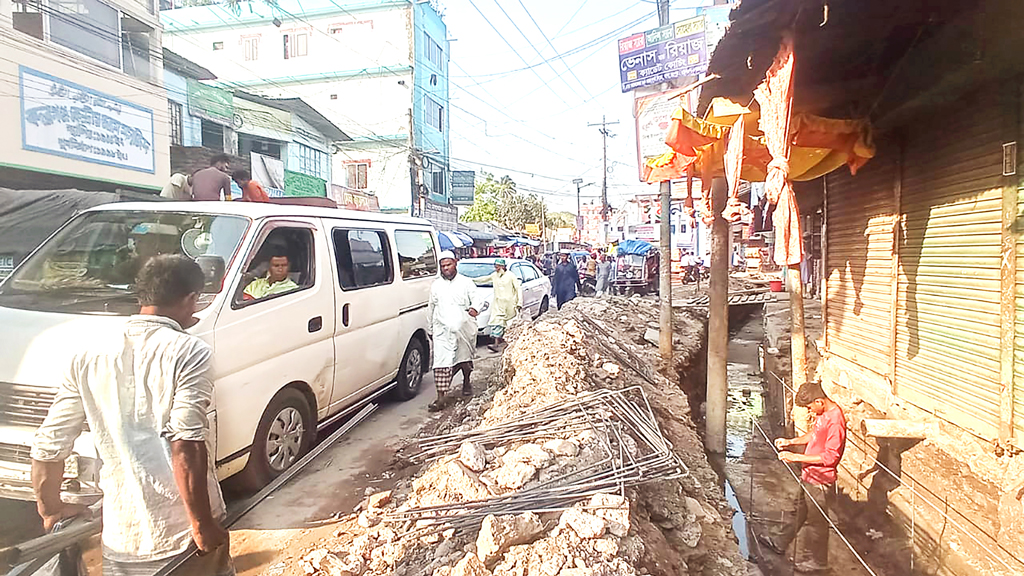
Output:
[
  {"xmin": 308, "ymin": 316, "xmax": 322, "ymax": 333},
  {"xmin": 342, "ymin": 303, "xmax": 350, "ymax": 327}
]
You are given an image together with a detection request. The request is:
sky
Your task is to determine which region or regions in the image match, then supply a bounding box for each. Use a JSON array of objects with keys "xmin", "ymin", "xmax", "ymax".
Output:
[{"xmin": 441, "ymin": 0, "xmax": 716, "ymax": 214}]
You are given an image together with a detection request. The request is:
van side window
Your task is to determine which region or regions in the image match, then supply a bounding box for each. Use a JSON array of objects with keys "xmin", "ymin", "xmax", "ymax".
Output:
[
  {"xmin": 236, "ymin": 227, "xmax": 315, "ymax": 305},
  {"xmin": 333, "ymin": 229, "xmax": 393, "ymax": 290},
  {"xmin": 394, "ymin": 230, "xmax": 437, "ymax": 280}
]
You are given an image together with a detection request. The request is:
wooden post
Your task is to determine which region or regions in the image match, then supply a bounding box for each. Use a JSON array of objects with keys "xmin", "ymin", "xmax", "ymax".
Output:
[
  {"xmin": 659, "ymin": 180, "xmax": 673, "ymax": 360},
  {"xmin": 998, "ymin": 136, "xmax": 1018, "ymax": 444},
  {"xmin": 706, "ymin": 177, "xmax": 730, "ymax": 453},
  {"xmin": 889, "ymin": 143, "xmax": 903, "ymax": 393},
  {"xmin": 789, "ymin": 264, "xmax": 807, "ymax": 390}
]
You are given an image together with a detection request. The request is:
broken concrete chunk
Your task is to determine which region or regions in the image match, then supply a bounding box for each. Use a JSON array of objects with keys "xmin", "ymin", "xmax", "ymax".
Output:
[
  {"xmin": 348, "ymin": 535, "xmax": 375, "ymax": 559},
  {"xmin": 320, "ymin": 553, "xmax": 365, "ymax": 576},
  {"xmin": 684, "ymin": 497, "xmax": 706, "ymax": 520},
  {"xmin": 507, "ymin": 443, "xmax": 552, "ymax": 467},
  {"xmin": 302, "ymin": 549, "xmax": 329, "ymax": 570},
  {"xmin": 494, "ymin": 461, "xmax": 537, "ymax": 489},
  {"xmin": 542, "ymin": 439, "xmax": 579, "ymax": 457},
  {"xmin": 357, "ymin": 510, "xmax": 380, "ymax": 528},
  {"xmin": 677, "ymin": 519, "xmax": 702, "ymax": 548},
  {"xmin": 643, "ymin": 328, "xmax": 659, "ymax": 346},
  {"xmin": 592, "ymin": 537, "xmax": 619, "ymax": 557},
  {"xmin": 559, "ymin": 570, "xmax": 593, "ymax": 576},
  {"xmin": 476, "ymin": 512, "xmax": 544, "ymax": 564},
  {"xmin": 600, "ymin": 362, "xmax": 620, "ymax": 377},
  {"xmin": 413, "ymin": 460, "xmax": 492, "ymax": 502},
  {"xmin": 368, "ymin": 490, "xmax": 392, "ymax": 509},
  {"xmin": 559, "ymin": 508, "xmax": 607, "ymax": 539},
  {"xmin": 459, "ymin": 442, "xmax": 487, "ymax": 472},
  {"xmin": 449, "ymin": 553, "xmax": 492, "ymax": 576},
  {"xmin": 588, "ymin": 493, "xmax": 630, "ymax": 537}
]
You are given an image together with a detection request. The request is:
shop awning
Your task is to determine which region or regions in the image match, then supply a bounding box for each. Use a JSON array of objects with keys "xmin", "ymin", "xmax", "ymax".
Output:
[
  {"xmin": 644, "ymin": 104, "xmax": 874, "ymax": 184},
  {"xmin": 438, "ymin": 231, "xmax": 473, "ymax": 250}
]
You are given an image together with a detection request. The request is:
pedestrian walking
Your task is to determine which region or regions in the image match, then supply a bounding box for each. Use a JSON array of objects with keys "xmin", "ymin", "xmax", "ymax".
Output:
[
  {"xmin": 552, "ymin": 251, "xmax": 581, "ymax": 310},
  {"xmin": 31, "ymin": 255, "xmax": 234, "ymax": 576},
  {"xmin": 758, "ymin": 381, "xmax": 847, "ymax": 573},
  {"xmin": 191, "ymin": 154, "xmax": 233, "ymax": 201},
  {"xmin": 428, "ymin": 251, "xmax": 482, "ymax": 411},
  {"xmin": 471, "ymin": 258, "xmax": 521, "ymax": 352},
  {"xmin": 595, "ymin": 254, "xmax": 611, "ymax": 296}
]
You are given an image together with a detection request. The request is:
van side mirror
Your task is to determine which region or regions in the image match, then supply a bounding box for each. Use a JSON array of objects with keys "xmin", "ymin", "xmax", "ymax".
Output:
[{"xmin": 196, "ymin": 255, "xmax": 226, "ymax": 291}]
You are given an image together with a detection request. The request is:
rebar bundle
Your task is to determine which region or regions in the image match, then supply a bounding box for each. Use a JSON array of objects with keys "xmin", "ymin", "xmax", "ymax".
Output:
[{"xmin": 387, "ymin": 387, "xmax": 689, "ymax": 535}]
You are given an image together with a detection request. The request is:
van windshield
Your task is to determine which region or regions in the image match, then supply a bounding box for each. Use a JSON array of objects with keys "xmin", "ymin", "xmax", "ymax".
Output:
[{"xmin": 0, "ymin": 211, "xmax": 249, "ymax": 315}]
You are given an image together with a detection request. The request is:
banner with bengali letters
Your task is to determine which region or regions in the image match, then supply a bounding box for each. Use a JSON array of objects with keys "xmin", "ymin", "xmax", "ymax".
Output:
[
  {"xmin": 20, "ymin": 66, "xmax": 154, "ymax": 173},
  {"xmin": 617, "ymin": 16, "xmax": 707, "ymax": 93}
]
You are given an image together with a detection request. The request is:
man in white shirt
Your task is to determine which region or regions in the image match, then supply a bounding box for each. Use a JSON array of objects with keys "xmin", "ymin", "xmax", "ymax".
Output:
[
  {"xmin": 427, "ymin": 251, "xmax": 481, "ymax": 411},
  {"xmin": 160, "ymin": 172, "xmax": 193, "ymax": 200},
  {"xmin": 32, "ymin": 254, "xmax": 233, "ymax": 576}
]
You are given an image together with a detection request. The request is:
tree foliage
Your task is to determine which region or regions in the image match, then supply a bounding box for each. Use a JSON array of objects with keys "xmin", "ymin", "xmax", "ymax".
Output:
[{"xmin": 460, "ymin": 173, "xmax": 580, "ymax": 234}]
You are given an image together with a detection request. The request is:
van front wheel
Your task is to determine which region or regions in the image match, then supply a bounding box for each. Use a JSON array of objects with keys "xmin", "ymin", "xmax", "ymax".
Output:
[
  {"xmin": 235, "ymin": 388, "xmax": 314, "ymax": 491},
  {"xmin": 393, "ymin": 339, "xmax": 425, "ymax": 401}
]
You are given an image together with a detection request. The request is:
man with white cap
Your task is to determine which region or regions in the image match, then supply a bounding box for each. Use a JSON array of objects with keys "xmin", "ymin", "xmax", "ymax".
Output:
[{"xmin": 427, "ymin": 251, "xmax": 482, "ymax": 410}]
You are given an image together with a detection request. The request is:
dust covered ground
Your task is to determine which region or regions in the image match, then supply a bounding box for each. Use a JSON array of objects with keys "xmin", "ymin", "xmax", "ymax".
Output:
[{"xmin": 277, "ymin": 295, "xmax": 755, "ymax": 576}]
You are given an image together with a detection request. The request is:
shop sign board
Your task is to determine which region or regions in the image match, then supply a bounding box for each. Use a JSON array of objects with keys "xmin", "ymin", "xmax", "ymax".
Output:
[
  {"xmin": 617, "ymin": 16, "xmax": 707, "ymax": 93},
  {"xmin": 451, "ymin": 170, "xmax": 475, "ymax": 205},
  {"xmin": 20, "ymin": 66, "xmax": 154, "ymax": 173},
  {"xmin": 417, "ymin": 197, "xmax": 457, "ymax": 231},
  {"xmin": 186, "ymin": 79, "xmax": 234, "ymax": 126}
]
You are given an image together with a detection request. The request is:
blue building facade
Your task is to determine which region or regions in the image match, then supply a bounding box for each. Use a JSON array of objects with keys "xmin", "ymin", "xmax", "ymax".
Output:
[{"xmin": 411, "ymin": 2, "xmax": 450, "ymax": 205}]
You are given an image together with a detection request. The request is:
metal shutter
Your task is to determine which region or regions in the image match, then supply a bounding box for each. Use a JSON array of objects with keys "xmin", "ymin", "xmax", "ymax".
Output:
[
  {"xmin": 896, "ymin": 93, "xmax": 1006, "ymax": 439},
  {"xmin": 825, "ymin": 146, "xmax": 897, "ymax": 379}
]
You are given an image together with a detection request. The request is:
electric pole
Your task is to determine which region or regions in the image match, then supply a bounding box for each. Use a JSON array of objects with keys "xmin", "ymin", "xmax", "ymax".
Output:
[
  {"xmin": 656, "ymin": 0, "xmax": 673, "ymax": 362},
  {"xmin": 588, "ymin": 116, "xmax": 618, "ymax": 245}
]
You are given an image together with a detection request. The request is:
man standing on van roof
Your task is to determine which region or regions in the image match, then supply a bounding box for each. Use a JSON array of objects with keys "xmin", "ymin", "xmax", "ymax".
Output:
[
  {"xmin": 428, "ymin": 251, "xmax": 482, "ymax": 411},
  {"xmin": 192, "ymin": 154, "xmax": 233, "ymax": 202},
  {"xmin": 31, "ymin": 255, "xmax": 234, "ymax": 576}
]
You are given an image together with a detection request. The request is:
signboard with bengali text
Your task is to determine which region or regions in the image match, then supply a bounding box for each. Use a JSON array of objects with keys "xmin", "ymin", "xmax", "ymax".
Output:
[
  {"xmin": 617, "ymin": 16, "xmax": 707, "ymax": 93},
  {"xmin": 187, "ymin": 79, "xmax": 234, "ymax": 126},
  {"xmin": 20, "ymin": 66, "xmax": 154, "ymax": 173},
  {"xmin": 451, "ymin": 170, "xmax": 475, "ymax": 205}
]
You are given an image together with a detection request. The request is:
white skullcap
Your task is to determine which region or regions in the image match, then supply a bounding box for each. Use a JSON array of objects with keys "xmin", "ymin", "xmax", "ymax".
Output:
[{"xmin": 438, "ymin": 250, "xmax": 457, "ymax": 262}]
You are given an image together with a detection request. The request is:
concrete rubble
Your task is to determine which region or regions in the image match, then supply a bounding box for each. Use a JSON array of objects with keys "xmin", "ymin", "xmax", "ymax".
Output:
[{"xmin": 291, "ymin": 296, "xmax": 752, "ymax": 576}]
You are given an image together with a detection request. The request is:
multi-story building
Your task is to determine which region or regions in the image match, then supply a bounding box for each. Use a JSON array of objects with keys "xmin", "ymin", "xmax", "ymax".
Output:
[
  {"xmin": 0, "ymin": 0, "xmax": 170, "ymax": 192},
  {"xmin": 161, "ymin": 0, "xmax": 450, "ymax": 217}
]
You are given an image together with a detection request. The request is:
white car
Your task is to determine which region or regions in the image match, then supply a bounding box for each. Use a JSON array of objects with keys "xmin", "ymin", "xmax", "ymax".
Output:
[{"xmin": 457, "ymin": 258, "xmax": 552, "ymax": 334}]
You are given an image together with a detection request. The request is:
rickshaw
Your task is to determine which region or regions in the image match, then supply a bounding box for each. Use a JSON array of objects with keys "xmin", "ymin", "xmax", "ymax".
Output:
[{"xmin": 612, "ymin": 239, "xmax": 659, "ymax": 296}]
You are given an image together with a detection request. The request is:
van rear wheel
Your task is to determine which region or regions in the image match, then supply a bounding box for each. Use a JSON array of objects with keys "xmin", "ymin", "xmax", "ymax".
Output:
[
  {"xmin": 393, "ymin": 339, "xmax": 425, "ymax": 401},
  {"xmin": 235, "ymin": 387, "xmax": 314, "ymax": 492}
]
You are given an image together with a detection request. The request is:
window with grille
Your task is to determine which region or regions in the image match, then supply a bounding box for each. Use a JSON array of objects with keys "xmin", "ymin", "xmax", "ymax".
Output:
[
  {"xmin": 347, "ymin": 163, "xmax": 368, "ymax": 189},
  {"xmin": 297, "ymin": 145, "xmax": 328, "ymax": 180},
  {"xmin": 168, "ymin": 101, "xmax": 183, "ymax": 146},
  {"xmin": 431, "ymin": 170, "xmax": 445, "ymax": 196},
  {"xmin": 424, "ymin": 97, "xmax": 443, "ymax": 132},
  {"xmin": 242, "ymin": 36, "xmax": 259, "ymax": 61},
  {"xmin": 283, "ymin": 32, "xmax": 308, "ymax": 59},
  {"xmin": 424, "ymin": 32, "xmax": 443, "ymax": 67}
]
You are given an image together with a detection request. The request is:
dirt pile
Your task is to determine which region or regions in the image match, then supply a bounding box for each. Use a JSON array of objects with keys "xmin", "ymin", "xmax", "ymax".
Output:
[{"xmin": 293, "ymin": 296, "xmax": 752, "ymax": 576}]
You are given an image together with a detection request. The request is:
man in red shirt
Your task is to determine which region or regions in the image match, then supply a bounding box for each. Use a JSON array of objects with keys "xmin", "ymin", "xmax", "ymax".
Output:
[
  {"xmin": 759, "ymin": 381, "xmax": 846, "ymax": 572},
  {"xmin": 231, "ymin": 169, "xmax": 270, "ymax": 202}
]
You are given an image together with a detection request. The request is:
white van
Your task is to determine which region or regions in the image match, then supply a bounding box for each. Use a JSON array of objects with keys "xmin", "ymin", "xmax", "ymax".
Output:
[{"xmin": 0, "ymin": 202, "xmax": 438, "ymax": 500}]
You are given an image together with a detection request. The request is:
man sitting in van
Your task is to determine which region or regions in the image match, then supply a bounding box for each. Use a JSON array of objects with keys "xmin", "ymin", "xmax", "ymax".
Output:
[{"xmin": 243, "ymin": 251, "xmax": 299, "ymax": 300}]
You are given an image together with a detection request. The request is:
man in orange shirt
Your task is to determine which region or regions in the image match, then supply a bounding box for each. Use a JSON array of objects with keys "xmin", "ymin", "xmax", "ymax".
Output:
[{"xmin": 231, "ymin": 169, "xmax": 270, "ymax": 202}]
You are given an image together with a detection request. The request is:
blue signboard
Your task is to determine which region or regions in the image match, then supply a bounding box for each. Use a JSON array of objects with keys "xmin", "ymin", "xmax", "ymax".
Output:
[{"xmin": 617, "ymin": 16, "xmax": 708, "ymax": 93}]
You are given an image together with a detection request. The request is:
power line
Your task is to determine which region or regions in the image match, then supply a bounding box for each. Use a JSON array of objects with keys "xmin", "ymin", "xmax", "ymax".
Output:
[{"xmin": 515, "ymin": 0, "xmax": 596, "ymax": 101}]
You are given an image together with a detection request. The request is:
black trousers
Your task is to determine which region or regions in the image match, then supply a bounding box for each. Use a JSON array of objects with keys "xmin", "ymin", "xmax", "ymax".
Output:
[{"xmin": 778, "ymin": 480, "xmax": 837, "ymax": 566}]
